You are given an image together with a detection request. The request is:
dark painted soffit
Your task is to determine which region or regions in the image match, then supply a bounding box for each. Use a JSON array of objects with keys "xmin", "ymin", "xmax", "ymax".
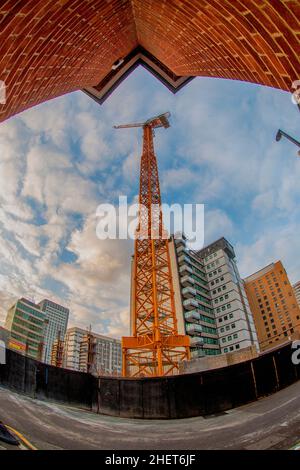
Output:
[{"xmin": 83, "ymin": 46, "xmax": 194, "ymax": 105}]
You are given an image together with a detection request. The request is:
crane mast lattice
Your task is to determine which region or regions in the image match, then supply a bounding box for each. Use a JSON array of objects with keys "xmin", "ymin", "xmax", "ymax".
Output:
[{"xmin": 114, "ymin": 112, "xmax": 190, "ymax": 377}]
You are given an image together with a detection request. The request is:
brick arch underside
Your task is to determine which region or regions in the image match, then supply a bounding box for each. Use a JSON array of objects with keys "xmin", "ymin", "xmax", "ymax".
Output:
[{"xmin": 0, "ymin": 0, "xmax": 299, "ymax": 122}]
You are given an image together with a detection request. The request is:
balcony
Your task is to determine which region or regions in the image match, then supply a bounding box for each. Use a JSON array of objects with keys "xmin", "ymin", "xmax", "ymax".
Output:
[
  {"xmin": 186, "ymin": 323, "xmax": 202, "ymax": 335},
  {"xmin": 177, "ymin": 254, "xmax": 187, "ymax": 264},
  {"xmin": 184, "ymin": 310, "xmax": 200, "ymax": 323},
  {"xmin": 182, "ymin": 286, "xmax": 196, "ymax": 298},
  {"xmin": 175, "ymin": 238, "xmax": 185, "ymax": 248},
  {"xmin": 180, "ymin": 274, "xmax": 195, "ymax": 287},
  {"xmin": 191, "ymin": 348, "xmax": 206, "ymax": 358},
  {"xmin": 190, "ymin": 336, "xmax": 204, "ymax": 346},
  {"xmin": 176, "ymin": 244, "xmax": 186, "ymax": 255},
  {"xmin": 179, "ymin": 264, "xmax": 193, "ymax": 275},
  {"xmin": 183, "ymin": 298, "xmax": 198, "ymax": 310}
]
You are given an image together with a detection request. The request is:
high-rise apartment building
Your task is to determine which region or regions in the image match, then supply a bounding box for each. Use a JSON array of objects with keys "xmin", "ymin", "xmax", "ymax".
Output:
[
  {"xmin": 63, "ymin": 327, "xmax": 122, "ymax": 376},
  {"xmin": 5, "ymin": 298, "xmax": 46, "ymax": 360},
  {"xmin": 198, "ymin": 238, "xmax": 259, "ymax": 354},
  {"xmin": 168, "ymin": 236, "xmax": 259, "ymax": 358},
  {"xmin": 244, "ymin": 261, "xmax": 300, "ymax": 351},
  {"xmin": 293, "ymin": 281, "xmax": 300, "ymax": 309},
  {"xmin": 39, "ymin": 299, "xmax": 69, "ymax": 365},
  {"xmin": 169, "ymin": 237, "xmax": 220, "ymax": 358}
]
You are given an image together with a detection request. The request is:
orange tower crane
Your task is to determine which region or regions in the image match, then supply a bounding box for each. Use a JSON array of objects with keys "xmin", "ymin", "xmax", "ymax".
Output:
[{"xmin": 114, "ymin": 112, "xmax": 190, "ymax": 377}]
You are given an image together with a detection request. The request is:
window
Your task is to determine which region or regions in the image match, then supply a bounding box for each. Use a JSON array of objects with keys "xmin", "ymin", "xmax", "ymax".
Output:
[
  {"xmin": 235, "ymin": 344, "xmax": 240, "ymax": 349},
  {"xmin": 233, "ymin": 333, "xmax": 238, "ymax": 339}
]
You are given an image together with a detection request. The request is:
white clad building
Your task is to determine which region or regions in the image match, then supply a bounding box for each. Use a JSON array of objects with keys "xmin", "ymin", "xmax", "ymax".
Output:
[
  {"xmin": 63, "ymin": 327, "xmax": 122, "ymax": 376},
  {"xmin": 198, "ymin": 238, "xmax": 259, "ymax": 354},
  {"xmin": 170, "ymin": 236, "xmax": 259, "ymax": 358}
]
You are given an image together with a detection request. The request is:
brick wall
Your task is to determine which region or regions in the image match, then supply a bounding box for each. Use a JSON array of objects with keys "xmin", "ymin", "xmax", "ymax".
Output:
[
  {"xmin": 0, "ymin": 0, "xmax": 299, "ymax": 122},
  {"xmin": 0, "ymin": 0, "xmax": 137, "ymax": 121}
]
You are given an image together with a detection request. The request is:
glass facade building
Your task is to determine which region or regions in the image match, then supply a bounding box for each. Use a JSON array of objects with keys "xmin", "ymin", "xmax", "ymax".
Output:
[
  {"xmin": 5, "ymin": 298, "xmax": 46, "ymax": 360},
  {"xmin": 39, "ymin": 299, "xmax": 69, "ymax": 365}
]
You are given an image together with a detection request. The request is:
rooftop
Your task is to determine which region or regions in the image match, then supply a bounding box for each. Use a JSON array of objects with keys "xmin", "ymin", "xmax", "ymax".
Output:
[{"xmin": 244, "ymin": 261, "xmax": 283, "ymax": 283}]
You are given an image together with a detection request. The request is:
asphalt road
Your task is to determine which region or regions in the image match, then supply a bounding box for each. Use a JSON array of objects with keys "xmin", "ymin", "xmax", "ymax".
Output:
[{"xmin": 0, "ymin": 381, "xmax": 300, "ymax": 450}]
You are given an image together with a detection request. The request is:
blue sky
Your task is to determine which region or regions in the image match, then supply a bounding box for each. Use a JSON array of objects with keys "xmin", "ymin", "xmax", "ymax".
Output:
[{"xmin": 0, "ymin": 66, "xmax": 299, "ymax": 337}]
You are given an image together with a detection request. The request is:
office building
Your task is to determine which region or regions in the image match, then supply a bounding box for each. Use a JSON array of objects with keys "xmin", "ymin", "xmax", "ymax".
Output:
[
  {"xmin": 5, "ymin": 298, "xmax": 46, "ymax": 360},
  {"xmin": 39, "ymin": 299, "xmax": 69, "ymax": 365},
  {"xmin": 293, "ymin": 281, "xmax": 300, "ymax": 309},
  {"xmin": 168, "ymin": 236, "xmax": 259, "ymax": 358},
  {"xmin": 63, "ymin": 327, "xmax": 122, "ymax": 376},
  {"xmin": 244, "ymin": 261, "xmax": 300, "ymax": 351}
]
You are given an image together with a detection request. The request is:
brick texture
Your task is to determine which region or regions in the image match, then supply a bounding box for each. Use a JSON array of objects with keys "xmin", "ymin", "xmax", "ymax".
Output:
[{"xmin": 0, "ymin": 0, "xmax": 300, "ymax": 121}]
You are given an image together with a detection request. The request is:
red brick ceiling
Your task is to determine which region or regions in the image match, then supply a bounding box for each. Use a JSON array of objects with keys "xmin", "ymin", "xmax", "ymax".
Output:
[{"xmin": 0, "ymin": 0, "xmax": 299, "ymax": 122}]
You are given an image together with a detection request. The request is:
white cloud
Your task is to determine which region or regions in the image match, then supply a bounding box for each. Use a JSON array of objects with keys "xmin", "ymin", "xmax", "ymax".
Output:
[
  {"xmin": 236, "ymin": 223, "xmax": 300, "ymax": 284},
  {"xmin": 204, "ymin": 208, "xmax": 234, "ymax": 246},
  {"xmin": 0, "ymin": 67, "xmax": 299, "ymax": 340}
]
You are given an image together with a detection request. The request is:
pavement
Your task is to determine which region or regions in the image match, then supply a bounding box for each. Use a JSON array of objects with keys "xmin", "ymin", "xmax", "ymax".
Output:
[{"xmin": 0, "ymin": 381, "xmax": 300, "ymax": 450}]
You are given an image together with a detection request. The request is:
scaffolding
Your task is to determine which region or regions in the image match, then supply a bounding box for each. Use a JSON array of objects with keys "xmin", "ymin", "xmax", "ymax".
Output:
[{"xmin": 51, "ymin": 331, "xmax": 64, "ymax": 367}]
